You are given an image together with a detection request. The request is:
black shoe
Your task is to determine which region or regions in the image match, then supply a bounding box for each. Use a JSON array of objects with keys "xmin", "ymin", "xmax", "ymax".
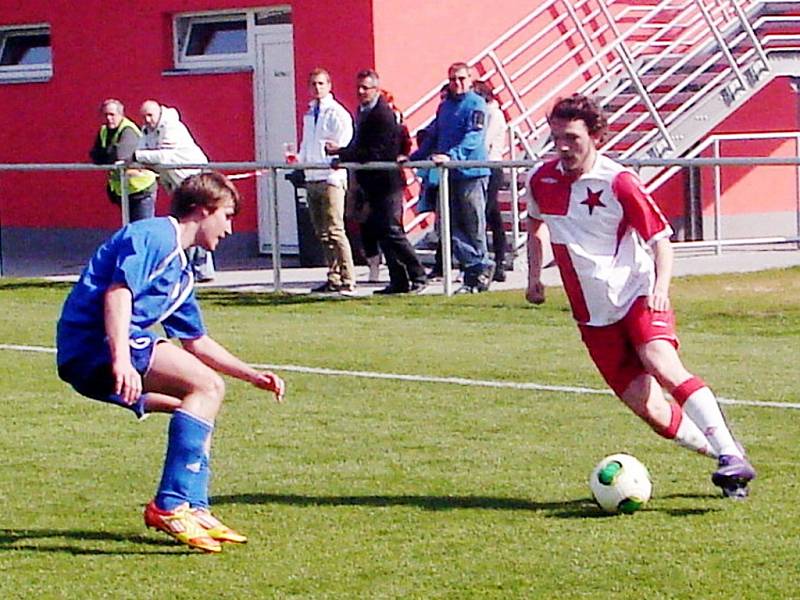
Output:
[
  {"xmin": 311, "ymin": 281, "xmax": 340, "ymax": 293},
  {"xmin": 492, "ymin": 268, "xmax": 506, "ymax": 282},
  {"xmin": 374, "ymin": 284, "xmax": 410, "ymax": 295},
  {"xmin": 427, "ymin": 269, "xmax": 443, "ymax": 281}
]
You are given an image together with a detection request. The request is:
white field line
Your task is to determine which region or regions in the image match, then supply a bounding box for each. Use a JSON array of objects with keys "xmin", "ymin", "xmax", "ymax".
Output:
[{"xmin": 3, "ymin": 343, "xmax": 799, "ymax": 410}]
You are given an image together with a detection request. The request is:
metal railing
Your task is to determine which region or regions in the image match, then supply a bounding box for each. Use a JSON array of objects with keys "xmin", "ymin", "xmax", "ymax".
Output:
[
  {"xmin": 2, "ymin": 155, "xmax": 799, "ymax": 292},
  {"xmin": 401, "ymin": 0, "xmax": 787, "ymax": 259}
]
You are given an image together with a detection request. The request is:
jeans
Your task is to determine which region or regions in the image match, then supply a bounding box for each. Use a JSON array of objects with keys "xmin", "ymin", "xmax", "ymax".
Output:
[
  {"xmin": 187, "ymin": 247, "xmax": 215, "ymax": 281},
  {"xmin": 109, "ymin": 187, "xmax": 156, "ymax": 222},
  {"xmin": 449, "ymin": 176, "xmax": 493, "ymax": 286}
]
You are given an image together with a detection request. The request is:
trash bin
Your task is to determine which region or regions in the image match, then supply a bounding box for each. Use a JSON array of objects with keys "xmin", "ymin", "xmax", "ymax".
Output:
[{"xmin": 286, "ymin": 171, "xmax": 325, "ymax": 267}]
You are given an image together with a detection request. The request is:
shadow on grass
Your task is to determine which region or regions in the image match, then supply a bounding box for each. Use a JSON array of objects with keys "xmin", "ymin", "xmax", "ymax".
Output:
[
  {"xmin": 213, "ymin": 492, "xmax": 721, "ymax": 518},
  {"xmin": 0, "ymin": 280, "xmax": 73, "ymax": 292},
  {"xmin": 0, "ymin": 528, "xmax": 197, "ymax": 556},
  {"xmin": 200, "ymin": 289, "xmax": 367, "ymax": 308}
]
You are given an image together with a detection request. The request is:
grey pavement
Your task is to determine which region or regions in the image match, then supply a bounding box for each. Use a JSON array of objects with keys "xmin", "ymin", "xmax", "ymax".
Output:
[{"xmin": 186, "ymin": 245, "xmax": 800, "ymax": 297}]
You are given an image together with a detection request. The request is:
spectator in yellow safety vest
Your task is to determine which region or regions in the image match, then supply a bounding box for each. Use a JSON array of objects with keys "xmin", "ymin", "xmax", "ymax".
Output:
[{"xmin": 89, "ymin": 98, "xmax": 157, "ymax": 222}]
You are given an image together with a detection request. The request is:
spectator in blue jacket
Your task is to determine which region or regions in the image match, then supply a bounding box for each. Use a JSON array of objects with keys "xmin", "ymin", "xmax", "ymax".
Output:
[{"xmin": 407, "ymin": 62, "xmax": 494, "ymax": 292}]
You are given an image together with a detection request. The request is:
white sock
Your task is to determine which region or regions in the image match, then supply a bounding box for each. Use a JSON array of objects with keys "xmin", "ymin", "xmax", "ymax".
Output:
[
  {"xmin": 682, "ymin": 386, "xmax": 742, "ymax": 458},
  {"xmin": 674, "ymin": 413, "xmax": 718, "ymax": 458}
]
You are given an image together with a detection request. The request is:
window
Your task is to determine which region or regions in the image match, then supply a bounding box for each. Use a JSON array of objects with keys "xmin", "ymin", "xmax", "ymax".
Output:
[
  {"xmin": 175, "ymin": 13, "xmax": 249, "ymax": 69},
  {"xmin": 173, "ymin": 7, "xmax": 291, "ymax": 71},
  {"xmin": 0, "ymin": 25, "xmax": 52, "ymax": 83}
]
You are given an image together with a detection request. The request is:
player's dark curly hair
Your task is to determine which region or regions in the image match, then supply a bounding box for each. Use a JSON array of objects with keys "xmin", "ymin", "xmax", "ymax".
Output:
[
  {"xmin": 171, "ymin": 171, "xmax": 241, "ymax": 218},
  {"xmin": 548, "ymin": 94, "xmax": 608, "ymax": 141}
]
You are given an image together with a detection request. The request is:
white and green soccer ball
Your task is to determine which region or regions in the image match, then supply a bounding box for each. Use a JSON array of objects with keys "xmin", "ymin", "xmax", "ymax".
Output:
[{"xmin": 589, "ymin": 453, "xmax": 652, "ymax": 514}]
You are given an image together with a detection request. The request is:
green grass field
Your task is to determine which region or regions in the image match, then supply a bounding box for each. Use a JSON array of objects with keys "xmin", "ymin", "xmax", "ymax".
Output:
[{"xmin": 0, "ymin": 269, "xmax": 798, "ymax": 599}]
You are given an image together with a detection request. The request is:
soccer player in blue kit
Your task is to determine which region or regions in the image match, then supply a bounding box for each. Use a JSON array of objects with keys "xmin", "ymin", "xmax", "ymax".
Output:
[{"xmin": 56, "ymin": 171, "xmax": 285, "ymax": 553}]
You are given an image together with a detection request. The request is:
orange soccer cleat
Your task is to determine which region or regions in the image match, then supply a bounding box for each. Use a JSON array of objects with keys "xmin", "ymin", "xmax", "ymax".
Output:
[
  {"xmin": 192, "ymin": 508, "xmax": 248, "ymax": 544},
  {"xmin": 143, "ymin": 500, "xmax": 222, "ymax": 553}
]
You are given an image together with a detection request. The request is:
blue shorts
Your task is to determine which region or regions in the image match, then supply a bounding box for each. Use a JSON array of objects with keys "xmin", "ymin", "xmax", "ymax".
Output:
[{"xmin": 57, "ymin": 330, "xmax": 163, "ymax": 419}]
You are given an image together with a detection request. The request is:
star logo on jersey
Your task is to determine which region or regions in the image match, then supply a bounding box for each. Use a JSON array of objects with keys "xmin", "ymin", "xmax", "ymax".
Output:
[{"xmin": 581, "ymin": 188, "xmax": 606, "ymax": 215}]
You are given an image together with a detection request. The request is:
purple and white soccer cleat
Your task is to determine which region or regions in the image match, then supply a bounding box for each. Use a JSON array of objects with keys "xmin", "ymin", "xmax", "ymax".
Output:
[{"xmin": 711, "ymin": 455, "xmax": 756, "ymax": 499}]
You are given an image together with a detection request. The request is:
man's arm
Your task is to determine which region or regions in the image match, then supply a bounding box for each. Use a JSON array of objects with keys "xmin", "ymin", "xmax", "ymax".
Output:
[
  {"xmin": 104, "ymin": 283, "xmax": 142, "ymax": 405},
  {"xmin": 89, "ymin": 131, "xmax": 109, "ymax": 165},
  {"xmin": 407, "ymin": 120, "xmax": 437, "ymax": 162},
  {"xmin": 525, "ymin": 217, "xmax": 548, "ymax": 305},
  {"xmin": 134, "ymin": 146, "xmax": 177, "ymax": 166},
  {"xmin": 113, "ymin": 127, "xmax": 141, "ymax": 162},
  {"xmin": 650, "ymin": 237, "xmax": 673, "ymax": 312},
  {"xmin": 330, "ymin": 107, "xmax": 354, "ymax": 149},
  {"xmin": 447, "ymin": 98, "xmax": 487, "ymax": 161},
  {"xmin": 180, "ymin": 335, "xmax": 285, "ymax": 402}
]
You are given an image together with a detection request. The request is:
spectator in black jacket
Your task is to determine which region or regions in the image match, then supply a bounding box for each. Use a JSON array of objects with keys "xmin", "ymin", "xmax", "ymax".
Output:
[{"xmin": 326, "ymin": 69, "xmax": 427, "ymax": 294}]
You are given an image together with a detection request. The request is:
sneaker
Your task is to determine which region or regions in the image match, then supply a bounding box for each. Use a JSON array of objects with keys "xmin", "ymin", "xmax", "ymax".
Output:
[
  {"xmin": 409, "ymin": 281, "xmax": 428, "ymax": 295},
  {"xmin": 711, "ymin": 455, "xmax": 756, "ymax": 498},
  {"xmin": 338, "ymin": 284, "xmax": 357, "ymax": 297},
  {"xmin": 475, "ymin": 263, "xmax": 496, "ymax": 292},
  {"xmin": 454, "ymin": 284, "xmax": 477, "ymax": 294},
  {"xmin": 492, "ymin": 268, "xmax": 506, "ymax": 282},
  {"xmin": 374, "ymin": 284, "xmax": 410, "ymax": 295},
  {"xmin": 192, "ymin": 508, "xmax": 247, "ymax": 544},
  {"xmin": 427, "ymin": 268, "xmax": 443, "ymax": 281},
  {"xmin": 143, "ymin": 500, "xmax": 222, "ymax": 553},
  {"xmin": 311, "ymin": 281, "xmax": 340, "ymax": 294}
]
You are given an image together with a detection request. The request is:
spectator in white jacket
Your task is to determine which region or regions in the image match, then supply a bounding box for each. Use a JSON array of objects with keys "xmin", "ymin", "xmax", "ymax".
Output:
[
  {"xmin": 298, "ymin": 68, "xmax": 356, "ymax": 295},
  {"xmin": 135, "ymin": 100, "xmax": 215, "ymax": 281}
]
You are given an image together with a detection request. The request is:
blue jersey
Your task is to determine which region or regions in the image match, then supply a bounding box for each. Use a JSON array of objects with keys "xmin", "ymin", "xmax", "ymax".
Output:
[{"xmin": 56, "ymin": 216, "xmax": 205, "ymax": 367}]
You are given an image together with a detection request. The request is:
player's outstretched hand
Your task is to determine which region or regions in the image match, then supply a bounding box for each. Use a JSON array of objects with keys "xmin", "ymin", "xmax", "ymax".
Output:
[
  {"xmin": 252, "ymin": 371, "xmax": 286, "ymax": 403},
  {"xmin": 526, "ymin": 281, "xmax": 546, "ymax": 305},
  {"xmin": 648, "ymin": 291, "xmax": 670, "ymax": 312},
  {"xmin": 113, "ymin": 360, "xmax": 142, "ymax": 406}
]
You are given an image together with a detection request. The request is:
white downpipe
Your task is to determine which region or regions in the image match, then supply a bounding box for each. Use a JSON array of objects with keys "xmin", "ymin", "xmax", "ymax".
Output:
[
  {"xmin": 268, "ymin": 167, "xmax": 282, "ymax": 292},
  {"xmin": 509, "ymin": 125, "xmax": 521, "ymax": 257},
  {"xmin": 713, "ymin": 139, "xmax": 723, "ymax": 255},
  {"xmin": 438, "ymin": 166, "xmax": 453, "ymax": 296},
  {"xmin": 796, "ymin": 134, "xmax": 800, "ymax": 250}
]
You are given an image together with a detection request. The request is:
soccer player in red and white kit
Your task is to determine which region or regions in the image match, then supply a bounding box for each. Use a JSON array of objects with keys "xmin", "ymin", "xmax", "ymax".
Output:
[{"xmin": 525, "ymin": 94, "xmax": 755, "ymax": 498}]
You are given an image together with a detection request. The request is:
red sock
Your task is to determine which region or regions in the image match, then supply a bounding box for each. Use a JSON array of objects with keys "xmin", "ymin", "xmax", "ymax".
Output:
[{"xmin": 671, "ymin": 376, "xmax": 706, "ymax": 406}]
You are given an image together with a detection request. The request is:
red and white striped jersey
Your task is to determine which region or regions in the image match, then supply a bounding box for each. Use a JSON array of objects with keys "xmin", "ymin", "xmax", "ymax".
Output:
[{"xmin": 526, "ymin": 154, "xmax": 672, "ymax": 326}]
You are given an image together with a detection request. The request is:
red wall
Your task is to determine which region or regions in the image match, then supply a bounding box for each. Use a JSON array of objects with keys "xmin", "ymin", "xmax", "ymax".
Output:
[
  {"xmin": 372, "ymin": 0, "xmax": 536, "ymax": 121},
  {"xmin": 0, "ymin": 0, "xmax": 373, "ymax": 232}
]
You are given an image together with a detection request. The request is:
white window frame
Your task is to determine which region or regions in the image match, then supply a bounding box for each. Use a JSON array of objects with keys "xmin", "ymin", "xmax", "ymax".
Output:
[
  {"xmin": 0, "ymin": 24, "xmax": 53, "ymax": 83},
  {"xmin": 173, "ymin": 11, "xmax": 252, "ymax": 70},
  {"xmin": 173, "ymin": 7, "xmax": 291, "ymax": 72}
]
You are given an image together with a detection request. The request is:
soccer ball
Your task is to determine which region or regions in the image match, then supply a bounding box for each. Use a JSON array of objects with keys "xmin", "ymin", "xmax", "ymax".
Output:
[{"xmin": 589, "ymin": 453, "xmax": 652, "ymax": 514}]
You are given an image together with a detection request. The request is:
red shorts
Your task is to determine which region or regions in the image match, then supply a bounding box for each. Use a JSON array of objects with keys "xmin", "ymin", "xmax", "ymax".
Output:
[{"xmin": 578, "ymin": 296, "xmax": 679, "ymax": 397}]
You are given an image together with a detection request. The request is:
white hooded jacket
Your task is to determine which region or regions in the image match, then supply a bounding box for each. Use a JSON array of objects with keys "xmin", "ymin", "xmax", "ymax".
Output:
[
  {"xmin": 135, "ymin": 106, "xmax": 208, "ymax": 191},
  {"xmin": 298, "ymin": 93, "xmax": 353, "ymax": 186}
]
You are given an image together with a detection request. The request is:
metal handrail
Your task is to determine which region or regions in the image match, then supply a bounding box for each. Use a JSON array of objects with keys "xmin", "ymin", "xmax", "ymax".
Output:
[{"xmin": 2, "ymin": 155, "xmax": 799, "ymax": 288}]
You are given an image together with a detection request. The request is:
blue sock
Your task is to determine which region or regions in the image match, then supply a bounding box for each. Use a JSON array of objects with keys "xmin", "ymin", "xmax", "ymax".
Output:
[
  {"xmin": 192, "ymin": 453, "xmax": 211, "ymax": 510},
  {"xmin": 155, "ymin": 410, "xmax": 213, "ymax": 511}
]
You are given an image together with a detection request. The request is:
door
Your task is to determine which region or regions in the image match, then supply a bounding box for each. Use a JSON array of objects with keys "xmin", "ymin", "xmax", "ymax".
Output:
[{"xmin": 253, "ymin": 24, "xmax": 298, "ymax": 253}]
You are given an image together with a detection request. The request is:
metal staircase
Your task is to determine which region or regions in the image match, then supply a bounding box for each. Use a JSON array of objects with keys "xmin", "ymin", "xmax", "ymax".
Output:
[{"xmin": 402, "ymin": 0, "xmax": 800, "ymax": 250}]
